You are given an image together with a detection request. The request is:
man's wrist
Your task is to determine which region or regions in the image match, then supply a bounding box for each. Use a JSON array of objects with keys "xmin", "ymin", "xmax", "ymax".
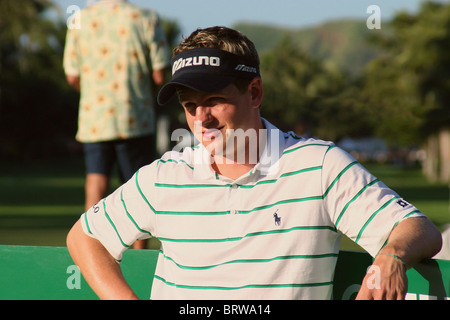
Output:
[{"xmin": 376, "ymin": 252, "xmax": 408, "ymax": 270}]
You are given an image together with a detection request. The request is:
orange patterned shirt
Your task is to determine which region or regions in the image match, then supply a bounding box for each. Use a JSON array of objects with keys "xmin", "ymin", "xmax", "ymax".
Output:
[{"xmin": 63, "ymin": 0, "xmax": 170, "ymax": 142}]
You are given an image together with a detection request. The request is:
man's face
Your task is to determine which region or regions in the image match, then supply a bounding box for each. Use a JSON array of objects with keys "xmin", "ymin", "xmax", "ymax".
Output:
[{"xmin": 178, "ymin": 79, "xmax": 263, "ymax": 158}]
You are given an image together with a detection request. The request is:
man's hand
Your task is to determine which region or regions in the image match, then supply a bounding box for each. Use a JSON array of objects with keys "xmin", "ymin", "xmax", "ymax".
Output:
[
  {"xmin": 66, "ymin": 75, "xmax": 80, "ymax": 91},
  {"xmin": 356, "ymin": 253, "xmax": 408, "ymax": 300},
  {"xmin": 355, "ymin": 217, "xmax": 441, "ymax": 300}
]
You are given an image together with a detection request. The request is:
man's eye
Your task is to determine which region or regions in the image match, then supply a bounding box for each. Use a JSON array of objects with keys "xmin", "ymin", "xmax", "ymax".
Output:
[{"xmin": 183, "ymin": 103, "xmax": 196, "ymax": 112}]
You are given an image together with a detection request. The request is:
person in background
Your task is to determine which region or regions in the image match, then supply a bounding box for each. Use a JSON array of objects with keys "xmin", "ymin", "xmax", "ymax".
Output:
[{"xmin": 63, "ymin": 0, "xmax": 170, "ymax": 249}]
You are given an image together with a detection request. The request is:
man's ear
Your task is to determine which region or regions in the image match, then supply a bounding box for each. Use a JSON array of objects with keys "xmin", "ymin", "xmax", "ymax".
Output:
[{"xmin": 248, "ymin": 77, "xmax": 263, "ymax": 109}]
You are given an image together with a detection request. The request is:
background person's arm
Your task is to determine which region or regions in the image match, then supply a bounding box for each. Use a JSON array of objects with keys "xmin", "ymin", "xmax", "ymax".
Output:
[
  {"xmin": 66, "ymin": 74, "xmax": 80, "ymax": 92},
  {"xmin": 152, "ymin": 69, "xmax": 165, "ymax": 86},
  {"xmin": 66, "ymin": 220, "xmax": 139, "ymax": 300}
]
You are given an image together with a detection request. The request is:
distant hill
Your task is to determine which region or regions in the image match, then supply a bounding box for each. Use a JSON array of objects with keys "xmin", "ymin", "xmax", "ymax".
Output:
[{"xmin": 233, "ymin": 20, "xmax": 389, "ymax": 76}]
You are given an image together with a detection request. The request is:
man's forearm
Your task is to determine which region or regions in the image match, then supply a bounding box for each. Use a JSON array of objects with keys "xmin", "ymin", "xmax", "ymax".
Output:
[
  {"xmin": 66, "ymin": 220, "xmax": 139, "ymax": 300},
  {"xmin": 378, "ymin": 216, "xmax": 442, "ymax": 268}
]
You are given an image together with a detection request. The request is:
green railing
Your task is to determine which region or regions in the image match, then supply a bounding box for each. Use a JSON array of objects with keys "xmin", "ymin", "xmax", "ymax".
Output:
[{"xmin": 0, "ymin": 245, "xmax": 448, "ymax": 300}]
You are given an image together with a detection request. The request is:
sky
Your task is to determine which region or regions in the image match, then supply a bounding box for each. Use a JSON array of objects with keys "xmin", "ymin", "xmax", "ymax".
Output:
[{"xmin": 56, "ymin": 0, "xmax": 440, "ymax": 36}]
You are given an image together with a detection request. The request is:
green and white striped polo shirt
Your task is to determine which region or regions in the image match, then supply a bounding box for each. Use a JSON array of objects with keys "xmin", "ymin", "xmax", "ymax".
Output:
[{"xmin": 81, "ymin": 119, "xmax": 424, "ymax": 299}]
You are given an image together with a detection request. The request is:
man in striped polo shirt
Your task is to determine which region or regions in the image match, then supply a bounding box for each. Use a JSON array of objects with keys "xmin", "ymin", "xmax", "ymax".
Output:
[{"xmin": 66, "ymin": 26, "xmax": 442, "ymax": 300}]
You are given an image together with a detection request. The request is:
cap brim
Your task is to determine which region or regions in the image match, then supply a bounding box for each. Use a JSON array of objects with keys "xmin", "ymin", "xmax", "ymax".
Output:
[{"xmin": 157, "ymin": 73, "xmax": 235, "ymax": 105}]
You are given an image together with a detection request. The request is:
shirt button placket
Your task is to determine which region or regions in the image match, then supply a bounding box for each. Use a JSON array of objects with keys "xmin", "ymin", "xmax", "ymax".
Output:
[{"xmin": 229, "ymin": 184, "xmax": 239, "ymax": 214}]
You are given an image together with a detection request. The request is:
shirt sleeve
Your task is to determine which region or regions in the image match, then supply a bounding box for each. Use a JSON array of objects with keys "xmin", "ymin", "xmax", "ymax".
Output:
[
  {"xmin": 80, "ymin": 164, "xmax": 158, "ymax": 262},
  {"xmin": 321, "ymin": 146, "xmax": 425, "ymax": 257},
  {"xmin": 62, "ymin": 28, "xmax": 80, "ymax": 77}
]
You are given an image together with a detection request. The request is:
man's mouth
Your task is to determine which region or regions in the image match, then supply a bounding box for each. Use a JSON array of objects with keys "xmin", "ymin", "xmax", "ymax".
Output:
[{"xmin": 201, "ymin": 127, "xmax": 224, "ymax": 140}]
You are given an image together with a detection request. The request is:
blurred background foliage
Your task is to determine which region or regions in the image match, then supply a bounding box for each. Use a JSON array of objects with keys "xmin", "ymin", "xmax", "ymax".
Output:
[{"xmin": 0, "ymin": 0, "xmax": 449, "ymax": 182}]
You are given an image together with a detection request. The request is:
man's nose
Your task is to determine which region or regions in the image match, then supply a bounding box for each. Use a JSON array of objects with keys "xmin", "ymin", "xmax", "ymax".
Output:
[{"xmin": 194, "ymin": 106, "xmax": 212, "ymax": 124}]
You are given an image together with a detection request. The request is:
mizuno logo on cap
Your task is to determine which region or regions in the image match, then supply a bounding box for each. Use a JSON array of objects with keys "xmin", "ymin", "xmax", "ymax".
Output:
[
  {"xmin": 172, "ymin": 56, "xmax": 221, "ymax": 75},
  {"xmin": 235, "ymin": 64, "xmax": 258, "ymax": 74}
]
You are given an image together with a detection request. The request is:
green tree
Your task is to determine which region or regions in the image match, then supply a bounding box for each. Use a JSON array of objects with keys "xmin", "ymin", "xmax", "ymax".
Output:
[
  {"xmin": 260, "ymin": 38, "xmax": 323, "ymax": 131},
  {"xmin": 0, "ymin": 0, "xmax": 77, "ymax": 160},
  {"xmin": 362, "ymin": 1, "xmax": 450, "ymax": 145},
  {"xmin": 260, "ymin": 37, "xmax": 373, "ymax": 141},
  {"xmin": 361, "ymin": 1, "xmax": 450, "ymax": 181}
]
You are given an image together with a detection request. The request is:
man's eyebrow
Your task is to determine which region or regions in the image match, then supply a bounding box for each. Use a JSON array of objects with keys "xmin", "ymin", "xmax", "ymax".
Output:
[
  {"xmin": 176, "ymin": 89, "xmax": 189, "ymax": 103},
  {"xmin": 176, "ymin": 87, "xmax": 197, "ymax": 100}
]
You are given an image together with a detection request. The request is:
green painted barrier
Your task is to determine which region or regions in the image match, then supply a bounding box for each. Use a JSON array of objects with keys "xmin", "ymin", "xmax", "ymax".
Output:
[
  {"xmin": 0, "ymin": 245, "xmax": 448, "ymax": 300},
  {"xmin": 0, "ymin": 245, "xmax": 157, "ymax": 300}
]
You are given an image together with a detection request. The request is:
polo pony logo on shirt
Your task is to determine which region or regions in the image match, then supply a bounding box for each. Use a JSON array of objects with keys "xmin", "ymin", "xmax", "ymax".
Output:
[{"xmin": 273, "ymin": 209, "xmax": 281, "ymax": 226}]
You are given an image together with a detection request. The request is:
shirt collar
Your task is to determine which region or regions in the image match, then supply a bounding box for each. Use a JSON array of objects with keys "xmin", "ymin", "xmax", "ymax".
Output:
[
  {"xmin": 193, "ymin": 145, "xmax": 217, "ymax": 181},
  {"xmin": 193, "ymin": 118, "xmax": 285, "ymax": 181},
  {"xmin": 251, "ymin": 118, "xmax": 285, "ymax": 177}
]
